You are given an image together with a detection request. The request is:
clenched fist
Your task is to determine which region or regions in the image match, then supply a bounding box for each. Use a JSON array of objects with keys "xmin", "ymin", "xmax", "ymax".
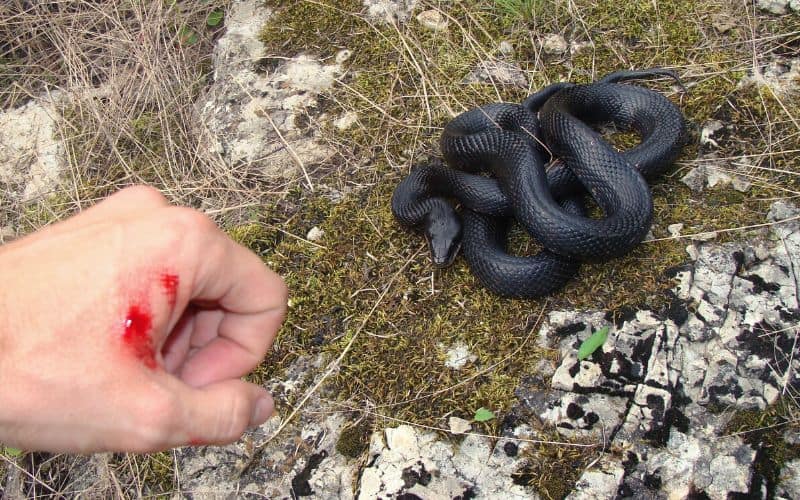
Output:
[{"xmin": 0, "ymin": 186, "xmax": 287, "ymax": 453}]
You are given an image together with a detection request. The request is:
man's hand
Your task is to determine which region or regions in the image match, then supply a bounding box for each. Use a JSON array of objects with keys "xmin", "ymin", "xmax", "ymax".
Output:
[{"xmin": 0, "ymin": 186, "xmax": 287, "ymax": 453}]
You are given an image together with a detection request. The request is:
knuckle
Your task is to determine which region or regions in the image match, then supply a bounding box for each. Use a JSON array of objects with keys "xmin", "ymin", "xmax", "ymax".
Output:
[
  {"xmin": 120, "ymin": 184, "xmax": 168, "ymax": 206},
  {"xmin": 165, "ymin": 207, "xmax": 221, "ymax": 243},
  {"xmin": 132, "ymin": 390, "xmax": 181, "ymax": 450}
]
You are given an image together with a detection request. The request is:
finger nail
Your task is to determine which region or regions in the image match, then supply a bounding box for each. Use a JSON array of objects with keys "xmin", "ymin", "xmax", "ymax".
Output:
[{"xmin": 249, "ymin": 393, "xmax": 274, "ymax": 428}]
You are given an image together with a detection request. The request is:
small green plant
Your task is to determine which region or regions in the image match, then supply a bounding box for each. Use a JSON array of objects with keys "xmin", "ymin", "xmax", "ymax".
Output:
[
  {"xmin": 473, "ymin": 407, "xmax": 496, "ymax": 422},
  {"xmin": 2, "ymin": 446, "xmax": 23, "ymax": 457},
  {"xmin": 577, "ymin": 326, "xmax": 610, "ymax": 360},
  {"xmin": 493, "ymin": 0, "xmax": 540, "ymax": 21},
  {"xmin": 206, "ymin": 9, "xmax": 224, "ymax": 27},
  {"xmin": 178, "ymin": 25, "xmax": 199, "ymax": 45}
]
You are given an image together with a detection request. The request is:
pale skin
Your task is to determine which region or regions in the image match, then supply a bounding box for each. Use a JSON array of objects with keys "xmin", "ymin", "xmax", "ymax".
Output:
[{"xmin": 0, "ymin": 185, "xmax": 288, "ymax": 453}]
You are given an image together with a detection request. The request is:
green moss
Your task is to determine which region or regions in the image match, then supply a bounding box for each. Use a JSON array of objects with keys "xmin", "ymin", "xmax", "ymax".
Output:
[
  {"xmin": 336, "ymin": 420, "xmax": 373, "ymax": 458},
  {"xmin": 511, "ymin": 436, "xmax": 596, "ymax": 500},
  {"xmin": 14, "ymin": 0, "xmax": 797, "ymax": 494},
  {"xmin": 129, "ymin": 451, "xmax": 176, "ymax": 496},
  {"xmin": 248, "ymin": 0, "xmax": 800, "ymax": 438}
]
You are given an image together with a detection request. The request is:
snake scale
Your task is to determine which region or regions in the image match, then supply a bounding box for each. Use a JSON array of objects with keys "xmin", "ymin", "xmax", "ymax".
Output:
[{"xmin": 391, "ymin": 69, "xmax": 689, "ymax": 298}]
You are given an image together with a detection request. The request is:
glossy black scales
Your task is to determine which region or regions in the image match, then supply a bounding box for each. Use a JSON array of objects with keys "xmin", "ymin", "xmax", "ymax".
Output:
[{"xmin": 391, "ymin": 69, "xmax": 688, "ymax": 298}]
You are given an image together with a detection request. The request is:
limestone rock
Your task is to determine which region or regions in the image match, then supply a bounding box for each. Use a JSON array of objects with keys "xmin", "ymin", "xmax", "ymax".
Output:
[
  {"xmin": 757, "ymin": 0, "xmax": 798, "ymax": 14},
  {"xmin": 442, "ymin": 342, "xmax": 477, "ymax": 370},
  {"xmin": 777, "ymin": 459, "xmax": 800, "ymax": 499},
  {"xmin": 542, "ymin": 34, "xmax": 568, "ymax": 55},
  {"xmin": 416, "ymin": 9, "xmax": 448, "ymax": 31},
  {"xmin": 197, "ymin": 1, "xmax": 337, "ymax": 179},
  {"xmin": 0, "ymin": 96, "xmax": 65, "ymax": 201},
  {"xmin": 363, "ymin": 0, "xmax": 418, "ymax": 23},
  {"xmin": 463, "ymin": 60, "xmax": 528, "ymax": 87},
  {"xmin": 681, "ymin": 165, "xmax": 707, "ymax": 192},
  {"xmin": 359, "ymin": 424, "xmax": 533, "ymax": 499}
]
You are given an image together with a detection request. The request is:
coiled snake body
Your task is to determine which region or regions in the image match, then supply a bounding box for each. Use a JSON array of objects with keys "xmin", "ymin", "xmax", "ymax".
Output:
[{"xmin": 391, "ymin": 69, "xmax": 688, "ymax": 298}]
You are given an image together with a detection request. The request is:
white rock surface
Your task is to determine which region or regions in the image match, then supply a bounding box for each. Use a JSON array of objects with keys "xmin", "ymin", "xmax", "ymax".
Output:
[
  {"xmin": 197, "ymin": 1, "xmax": 337, "ymax": 179},
  {"xmin": 359, "ymin": 425, "xmax": 532, "ymax": 499},
  {"xmin": 757, "ymin": 0, "xmax": 800, "ymax": 14},
  {"xmin": 517, "ymin": 201, "xmax": 800, "ymax": 498},
  {"xmin": 0, "ymin": 96, "xmax": 66, "ymax": 201},
  {"xmin": 777, "ymin": 459, "xmax": 800, "ymax": 499},
  {"xmin": 363, "ymin": 0, "xmax": 418, "ymax": 22},
  {"xmin": 443, "ymin": 342, "xmax": 477, "ymax": 369}
]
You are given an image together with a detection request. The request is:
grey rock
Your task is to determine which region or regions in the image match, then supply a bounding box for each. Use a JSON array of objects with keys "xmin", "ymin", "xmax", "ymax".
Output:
[
  {"xmin": 416, "ymin": 9, "xmax": 448, "ymax": 31},
  {"xmin": 741, "ymin": 57, "xmax": 800, "ymax": 95},
  {"xmin": 537, "ymin": 391, "xmax": 629, "ymax": 439},
  {"xmin": 498, "ymin": 40, "xmax": 514, "ymax": 56},
  {"xmin": 706, "ymin": 165, "xmax": 733, "ymax": 188},
  {"xmin": 0, "ymin": 225, "xmax": 15, "ymax": 243},
  {"xmin": 530, "ymin": 202, "xmax": 800, "ymax": 499},
  {"xmin": 442, "ymin": 341, "xmax": 477, "ymax": 370},
  {"xmin": 731, "ymin": 175, "xmax": 752, "ymax": 192},
  {"xmin": 567, "ymin": 457, "xmax": 624, "ymax": 500},
  {"xmin": 359, "ymin": 424, "xmax": 532, "ymax": 499},
  {"xmin": 643, "ymin": 430, "xmax": 755, "ymax": 500},
  {"xmin": 784, "ymin": 428, "xmax": 800, "ymax": 446},
  {"xmin": 448, "ymin": 417, "xmax": 472, "ymax": 434},
  {"xmin": 197, "ymin": 1, "xmax": 337, "ymax": 179},
  {"xmin": 681, "ymin": 165, "xmax": 707, "ymax": 192},
  {"xmin": 757, "ymin": 0, "xmax": 792, "ymax": 14},
  {"xmin": 363, "ymin": 0, "xmax": 418, "ymax": 22},
  {"xmin": 700, "ymin": 119, "xmax": 725, "ymax": 147},
  {"xmin": 542, "ymin": 34, "xmax": 568, "ymax": 55},
  {"xmin": 174, "ymin": 354, "xmax": 359, "ymax": 499},
  {"xmin": 306, "ymin": 226, "xmax": 325, "ymax": 241},
  {"xmin": 462, "ymin": 60, "xmax": 529, "ymax": 87},
  {"xmin": 668, "ymin": 223, "xmax": 684, "ymax": 237},
  {"xmin": 777, "ymin": 459, "xmax": 800, "ymax": 499}
]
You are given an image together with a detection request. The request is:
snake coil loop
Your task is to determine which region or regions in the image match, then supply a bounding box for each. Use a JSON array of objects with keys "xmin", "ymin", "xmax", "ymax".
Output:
[{"xmin": 391, "ymin": 69, "xmax": 689, "ymax": 298}]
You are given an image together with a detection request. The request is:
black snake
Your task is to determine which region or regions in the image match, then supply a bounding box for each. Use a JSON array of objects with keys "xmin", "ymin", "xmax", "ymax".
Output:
[{"xmin": 391, "ymin": 69, "xmax": 688, "ymax": 298}]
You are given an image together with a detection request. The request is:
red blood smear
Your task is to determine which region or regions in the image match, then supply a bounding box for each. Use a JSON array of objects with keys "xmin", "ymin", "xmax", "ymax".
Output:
[
  {"xmin": 161, "ymin": 273, "xmax": 179, "ymax": 309},
  {"xmin": 123, "ymin": 305, "xmax": 157, "ymax": 369},
  {"xmin": 188, "ymin": 437, "xmax": 207, "ymax": 446}
]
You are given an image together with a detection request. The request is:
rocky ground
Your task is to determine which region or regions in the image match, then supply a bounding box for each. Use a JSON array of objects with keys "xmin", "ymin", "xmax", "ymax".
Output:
[{"xmin": 2, "ymin": 0, "xmax": 799, "ymax": 498}]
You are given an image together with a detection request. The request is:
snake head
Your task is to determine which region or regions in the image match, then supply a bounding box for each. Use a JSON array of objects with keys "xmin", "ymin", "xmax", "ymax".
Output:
[{"xmin": 424, "ymin": 201, "xmax": 463, "ymax": 268}]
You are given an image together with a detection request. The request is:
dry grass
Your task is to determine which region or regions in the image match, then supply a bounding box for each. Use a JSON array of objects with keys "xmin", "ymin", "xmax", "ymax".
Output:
[
  {"xmin": 0, "ymin": 0, "xmax": 285, "ymax": 235},
  {"xmin": 1, "ymin": 0, "xmax": 799, "ymax": 497}
]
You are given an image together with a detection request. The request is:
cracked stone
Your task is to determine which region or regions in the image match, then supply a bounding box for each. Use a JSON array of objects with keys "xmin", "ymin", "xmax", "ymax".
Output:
[{"xmin": 197, "ymin": 1, "xmax": 338, "ymax": 178}]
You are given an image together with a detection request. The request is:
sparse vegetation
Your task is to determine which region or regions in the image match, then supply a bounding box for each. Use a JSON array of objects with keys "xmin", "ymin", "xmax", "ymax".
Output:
[
  {"xmin": 1, "ymin": 0, "xmax": 798, "ymax": 497},
  {"xmin": 725, "ymin": 402, "xmax": 800, "ymax": 497}
]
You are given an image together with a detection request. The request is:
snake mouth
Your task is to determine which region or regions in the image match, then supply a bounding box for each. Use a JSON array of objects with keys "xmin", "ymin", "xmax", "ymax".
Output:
[{"xmin": 426, "ymin": 233, "xmax": 461, "ymax": 268}]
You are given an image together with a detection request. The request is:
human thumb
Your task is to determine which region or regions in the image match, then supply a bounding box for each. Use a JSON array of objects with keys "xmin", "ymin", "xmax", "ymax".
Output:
[{"xmin": 174, "ymin": 379, "xmax": 274, "ymax": 446}]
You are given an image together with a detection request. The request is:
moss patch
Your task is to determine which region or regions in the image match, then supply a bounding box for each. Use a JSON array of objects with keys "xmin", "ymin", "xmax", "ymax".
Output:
[
  {"xmin": 511, "ymin": 436, "xmax": 597, "ymax": 500},
  {"xmin": 5, "ymin": 0, "xmax": 798, "ymax": 495},
  {"xmin": 336, "ymin": 419, "xmax": 373, "ymax": 459},
  {"xmin": 253, "ymin": 2, "xmax": 799, "ymax": 436}
]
